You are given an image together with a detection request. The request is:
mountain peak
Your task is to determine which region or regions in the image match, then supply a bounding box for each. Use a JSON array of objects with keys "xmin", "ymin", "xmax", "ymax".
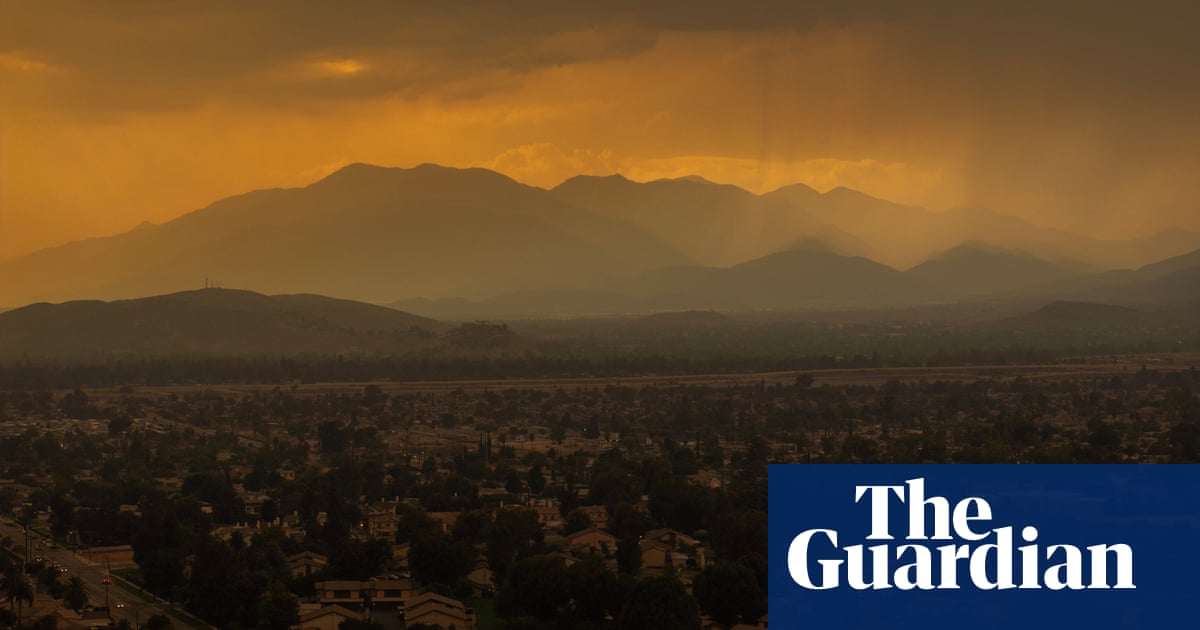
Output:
[
  {"xmin": 822, "ymin": 186, "xmax": 880, "ymax": 202},
  {"xmin": 933, "ymin": 241, "xmax": 1032, "ymax": 260},
  {"xmin": 310, "ymin": 162, "xmax": 522, "ymax": 194},
  {"xmin": 767, "ymin": 182, "xmax": 821, "ymax": 195},
  {"xmin": 553, "ymin": 173, "xmax": 632, "ymax": 189},
  {"xmin": 651, "ymin": 174, "xmax": 716, "ymax": 185}
]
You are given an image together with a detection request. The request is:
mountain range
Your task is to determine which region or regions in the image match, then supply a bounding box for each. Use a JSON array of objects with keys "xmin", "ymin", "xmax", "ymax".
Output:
[
  {"xmin": 391, "ymin": 244, "xmax": 1200, "ymax": 319},
  {"xmin": 2, "ymin": 162, "xmax": 1198, "ymax": 318}
]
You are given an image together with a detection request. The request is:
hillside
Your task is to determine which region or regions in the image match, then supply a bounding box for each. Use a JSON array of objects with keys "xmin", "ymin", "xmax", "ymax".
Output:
[
  {"xmin": 764, "ymin": 185, "xmax": 1199, "ymax": 270},
  {"xmin": 0, "ymin": 164, "xmax": 690, "ymax": 306},
  {"xmin": 905, "ymin": 243, "xmax": 1089, "ymax": 299},
  {"xmin": 1011, "ymin": 248, "xmax": 1200, "ymax": 305},
  {"xmin": 3, "ymin": 163, "xmax": 1197, "ymax": 316},
  {"xmin": 1001, "ymin": 301, "xmax": 1143, "ymax": 329},
  {"xmin": 0, "ymin": 289, "xmax": 453, "ymax": 359},
  {"xmin": 625, "ymin": 247, "xmax": 910, "ymax": 310},
  {"xmin": 394, "ymin": 244, "xmax": 1200, "ymax": 319},
  {"xmin": 551, "ymin": 174, "xmax": 869, "ymax": 266}
]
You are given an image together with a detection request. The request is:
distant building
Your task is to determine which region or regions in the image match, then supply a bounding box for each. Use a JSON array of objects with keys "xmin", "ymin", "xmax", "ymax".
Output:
[
  {"xmin": 403, "ymin": 592, "xmax": 476, "ymax": 629},
  {"xmin": 296, "ymin": 604, "xmax": 363, "ymax": 630},
  {"xmin": 315, "ymin": 576, "xmax": 416, "ymax": 610},
  {"xmin": 288, "ymin": 551, "xmax": 328, "ymax": 578},
  {"xmin": 567, "ymin": 527, "xmax": 617, "ymax": 555},
  {"xmin": 82, "ymin": 544, "xmax": 134, "ymax": 564}
]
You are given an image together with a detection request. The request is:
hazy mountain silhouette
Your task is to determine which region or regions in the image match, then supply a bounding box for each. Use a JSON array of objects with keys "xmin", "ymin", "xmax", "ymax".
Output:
[
  {"xmin": 0, "ymin": 288, "xmax": 448, "ymax": 358},
  {"xmin": 552, "ymin": 174, "xmax": 870, "ymax": 266},
  {"xmin": 1076, "ymin": 265, "xmax": 1200, "ymax": 306},
  {"xmin": 391, "ymin": 242, "xmax": 1200, "ymax": 319},
  {"xmin": 623, "ymin": 247, "xmax": 910, "ymax": 309},
  {"xmin": 1001, "ymin": 301, "xmax": 1143, "ymax": 329},
  {"xmin": 905, "ymin": 243, "xmax": 1091, "ymax": 299},
  {"xmin": 390, "ymin": 289, "xmax": 736, "ymax": 320},
  {"xmin": 765, "ymin": 185, "xmax": 1200, "ymax": 270},
  {"xmin": 1008, "ymin": 247, "xmax": 1200, "ymax": 306},
  {"xmin": 3, "ymin": 163, "xmax": 1198, "ymax": 315},
  {"xmin": 0, "ymin": 164, "xmax": 690, "ymax": 307}
]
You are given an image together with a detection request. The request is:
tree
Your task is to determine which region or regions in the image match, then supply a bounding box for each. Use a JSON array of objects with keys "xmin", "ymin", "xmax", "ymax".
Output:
[
  {"xmin": 618, "ymin": 576, "xmax": 700, "ymax": 630},
  {"xmin": 496, "ymin": 555, "xmax": 570, "ymax": 621},
  {"xmin": 567, "ymin": 557, "xmax": 619, "ymax": 624},
  {"xmin": 36, "ymin": 565, "xmax": 62, "ymax": 598},
  {"xmin": 486, "ymin": 509, "xmax": 543, "ymax": 581},
  {"xmin": 108, "ymin": 416, "xmax": 134, "ymax": 436},
  {"xmin": 256, "ymin": 582, "xmax": 299, "ymax": 630},
  {"xmin": 64, "ymin": 576, "xmax": 89, "ymax": 613},
  {"xmin": 452, "ymin": 510, "xmax": 492, "ymax": 544},
  {"xmin": 409, "ymin": 532, "xmax": 475, "ymax": 588},
  {"xmin": 615, "ymin": 538, "xmax": 641, "ymax": 576},
  {"xmin": 317, "ymin": 421, "xmax": 350, "ymax": 454},
  {"xmin": 562, "ymin": 509, "xmax": 592, "ymax": 536},
  {"xmin": 607, "ymin": 502, "xmax": 650, "ymax": 541},
  {"xmin": 144, "ymin": 614, "xmax": 175, "ymax": 630},
  {"xmin": 691, "ymin": 562, "xmax": 765, "ymax": 627},
  {"xmin": 527, "ymin": 464, "xmax": 547, "ymax": 494},
  {"xmin": 2, "ymin": 571, "xmax": 34, "ymax": 630}
]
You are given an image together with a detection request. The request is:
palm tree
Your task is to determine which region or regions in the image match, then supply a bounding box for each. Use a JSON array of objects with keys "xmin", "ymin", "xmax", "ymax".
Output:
[
  {"xmin": 1, "ymin": 571, "xmax": 34, "ymax": 630},
  {"xmin": 63, "ymin": 576, "xmax": 88, "ymax": 614},
  {"xmin": 1, "ymin": 568, "xmax": 21, "ymax": 626}
]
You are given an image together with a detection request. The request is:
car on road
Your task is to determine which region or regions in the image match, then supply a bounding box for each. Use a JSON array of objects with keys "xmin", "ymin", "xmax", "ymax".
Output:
[{"xmin": 115, "ymin": 602, "xmax": 126, "ymax": 609}]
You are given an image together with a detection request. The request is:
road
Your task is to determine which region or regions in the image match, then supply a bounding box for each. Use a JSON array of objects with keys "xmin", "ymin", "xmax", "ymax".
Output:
[{"xmin": 0, "ymin": 519, "xmax": 209, "ymax": 629}]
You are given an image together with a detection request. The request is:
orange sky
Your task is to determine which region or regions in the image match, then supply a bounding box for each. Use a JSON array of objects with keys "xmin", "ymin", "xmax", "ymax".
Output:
[{"xmin": 3, "ymin": 2, "xmax": 1199, "ymax": 260}]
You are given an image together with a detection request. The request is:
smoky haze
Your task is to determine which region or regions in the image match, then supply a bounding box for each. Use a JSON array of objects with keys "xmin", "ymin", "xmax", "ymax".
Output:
[
  {"xmin": 2, "ymin": 1, "xmax": 1199, "ymax": 263},
  {"xmin": 2, "ymin": 163, "xmax": 1198, "ymax": 313}
]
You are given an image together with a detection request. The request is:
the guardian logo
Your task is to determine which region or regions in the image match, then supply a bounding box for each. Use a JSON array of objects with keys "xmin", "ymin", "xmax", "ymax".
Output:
[{"xmin": 787, "ymin": 478, "xmax": 1135, "ymax": 591}]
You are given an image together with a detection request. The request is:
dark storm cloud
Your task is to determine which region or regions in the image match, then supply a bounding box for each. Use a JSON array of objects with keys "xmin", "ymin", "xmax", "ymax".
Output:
[{"xmin": 5, "ymin": 1, "xmax": 1196, "ymax": 113}]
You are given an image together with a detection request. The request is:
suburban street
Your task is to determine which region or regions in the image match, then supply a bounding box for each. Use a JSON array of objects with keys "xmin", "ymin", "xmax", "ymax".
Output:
[{"xmin": 0, "ymin": 519, "xmax": 208, "ymax": 629}]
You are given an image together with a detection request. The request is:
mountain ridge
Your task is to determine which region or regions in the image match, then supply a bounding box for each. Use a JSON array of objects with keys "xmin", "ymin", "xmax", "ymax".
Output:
[
  {"xmin": 0, "ymin": 288, "xmax": 452, "ymax": 359},
  {"xmin": 3, "ymin": 162, "xmax": 1198, "ymax": 314}
]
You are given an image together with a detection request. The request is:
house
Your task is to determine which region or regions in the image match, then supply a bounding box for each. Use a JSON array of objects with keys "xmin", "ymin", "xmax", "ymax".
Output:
[
  {"xmin": 315, "ymin": 577, "xmax": 416, "ymax": 610},
  {"xmin": 315, "ymin": 580, "xmax": 367, "ymax": 608},
  {"xmin": 296, "ymin": 605, "xmax": 363, "ymax": 630},
  {"xmin": 532, "ymin": 505, "xmax": 562, "ymax": 531},
  {"xmin": 427, "ymin": 512, "xmax": 459, "ymax": 533},
  {"xmin": 403, "ymin": 592, "xmax": 475, "ymax": 630},
  {"xmin": 288, "ymin": 551, "xmax": 329, "ymax": 578},
  {"xmin": 639, "ymin": 540, "xmax": 687, "ymax": 571},
  {"xmin": 465, "ymin": 565, "xmax": 495, "ymax": 598},
  {"xmin": 580, "ymin": 505, "xmax": 609, "ymax": 529},
  {"xmin": 364, "ymin": 512, "xmax": 401, "ymax": 538},
  {"xmin": 364, "ymin": 576, "xmax": 415, "ymax": 609},
  {"xmin": 643, "ymin": 528, "xmax": 705, "ymax": 569},
  {"xmin": 392, "ymin": 543, "xmax": 410, "ymax": 568},
  {"xmin": 644, "ymin": 528, "xmax": 700, "ymax": 550},
  {"xmin": 567, "ymin": 527, "xmax": 617, "ymax": 555}
]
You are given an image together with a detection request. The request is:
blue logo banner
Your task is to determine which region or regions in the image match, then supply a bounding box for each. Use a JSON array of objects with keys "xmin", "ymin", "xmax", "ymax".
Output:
[{"xmin": 768, "ymin": 465, "xmax": 1200, "ymax": 629}]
